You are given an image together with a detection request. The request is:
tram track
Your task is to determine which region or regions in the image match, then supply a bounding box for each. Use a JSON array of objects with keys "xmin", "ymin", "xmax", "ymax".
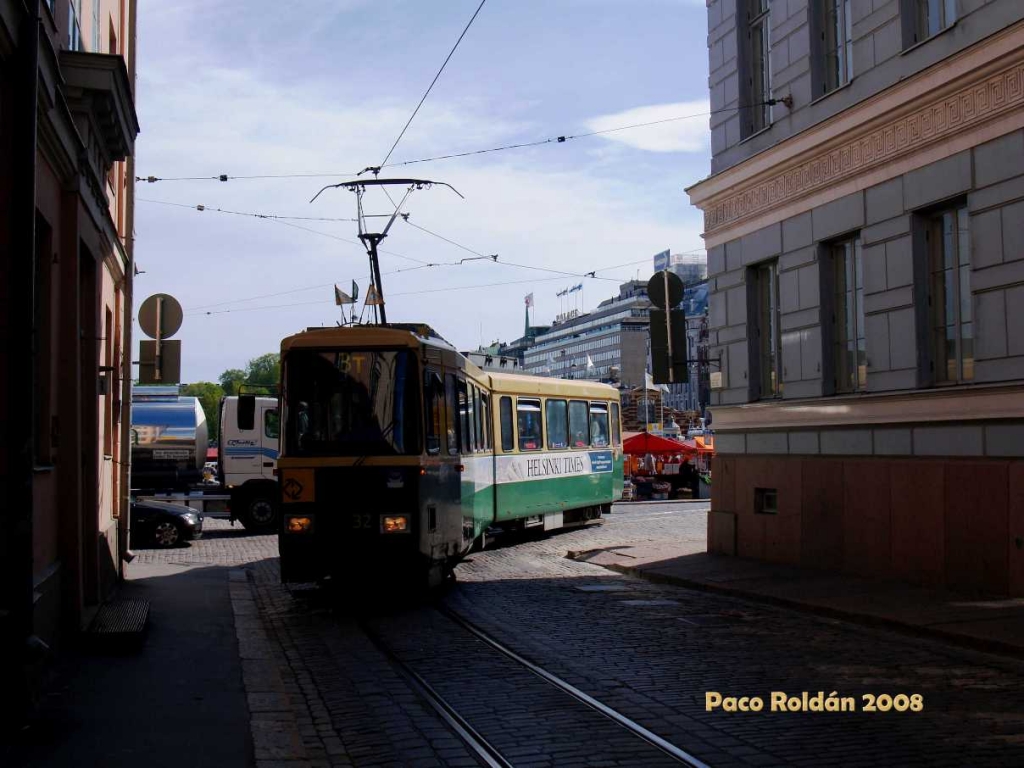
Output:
[{"xmin": 358, "ymin": 602, "xmax": 711, "ymax": 768}]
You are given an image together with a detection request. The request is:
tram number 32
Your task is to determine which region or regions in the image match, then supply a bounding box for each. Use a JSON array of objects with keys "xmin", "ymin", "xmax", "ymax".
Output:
[{"xmin": 352, "ymin": 513, "xmax": 373, "ymax": 530}]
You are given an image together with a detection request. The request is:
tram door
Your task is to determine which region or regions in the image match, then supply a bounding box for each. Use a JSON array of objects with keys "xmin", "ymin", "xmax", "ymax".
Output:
[
  {"xmin": 459, "ymin": 378, "xmax": 495, "ymax": 542},
  {"xmin": 422, "ymin": 369, "xmax": 462, "ymax": 557}
]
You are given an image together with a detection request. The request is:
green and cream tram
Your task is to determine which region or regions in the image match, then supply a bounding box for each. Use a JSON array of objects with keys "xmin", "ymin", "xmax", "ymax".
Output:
[{"xmin": 276, "ymin": 324, "xmax": 624, "ymax": 587}]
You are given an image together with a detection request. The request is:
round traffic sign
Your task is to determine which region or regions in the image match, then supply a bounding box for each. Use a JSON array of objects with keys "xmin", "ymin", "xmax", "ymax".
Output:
[
  {"xmin": 138, "ymin": 293, "xmax": 183, "ymax": 339},
  {"xmin": 647, "ymin": 270, "xmax": 684, "ymax": 309}
]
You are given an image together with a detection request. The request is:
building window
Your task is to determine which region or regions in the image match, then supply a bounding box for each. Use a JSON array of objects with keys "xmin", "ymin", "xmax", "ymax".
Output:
[
  {"xmin": 831, "ymin": 237, "xmax": 866, "ymax": 392},
  {"xmin": 926, "ymin": 205, "xmax": 973, "ymax": 384},
  {"xmin": 68, "ymin": 1, "xmax": 83, "ymax": 51},
  {"xmin": 905, "ymin": 0, "xmax": 956, "ymax": 46},
  {"xmin": 92, "ymin": 0, "xmax": 101, "ymax": 51},
  {"xmin": 517, "ymin": 398, "xmax": 543, "ymax": 451},
  {"xmin": 755, "ymin": 488, "xmax": 778, "ymax": 515},
  {"xmin": 755, "ymin": 260, "xmax": 782, "ymax": 399},
  {"xmin": 814, "ymin": 0, "xmax": 852, "ymax": 96},
  {"xmin": 741, "ymin": 0, "xmax": 771, "ymax": 138}
]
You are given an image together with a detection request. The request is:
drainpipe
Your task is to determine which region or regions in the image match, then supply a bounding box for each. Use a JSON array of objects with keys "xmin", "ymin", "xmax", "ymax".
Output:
[
  {"xmin": 118, "ymin": 0, "xmax": 139, "ymax": 571},
  {"xmin": 2, "ymin": 0, "xmax": 40, "ymax": 732}
]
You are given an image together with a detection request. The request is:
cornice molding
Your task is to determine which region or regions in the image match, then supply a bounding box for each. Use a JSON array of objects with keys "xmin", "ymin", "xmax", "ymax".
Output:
[
  {"xmin": 688, "ymin": 22, "xmax": 1024, "ymax": 244},
  {"xmin": 710, "ymin": 383, "xmax": 1024, "ymax": 432}
]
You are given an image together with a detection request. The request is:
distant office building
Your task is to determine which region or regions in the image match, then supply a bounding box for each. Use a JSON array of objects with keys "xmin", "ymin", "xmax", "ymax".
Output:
[
  {"xmin": 523, "ymin": 281, "xmax": 652, "ymax": 388},
  {"xmin": 466, "ymin": 324, "xmax": 550, "ymax": 373}
]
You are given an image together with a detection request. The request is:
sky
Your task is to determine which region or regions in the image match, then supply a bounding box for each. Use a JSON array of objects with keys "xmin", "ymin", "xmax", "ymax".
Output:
[{"xmin": 133, "ymin": 0, "xmax": 713, "ymax": 383}]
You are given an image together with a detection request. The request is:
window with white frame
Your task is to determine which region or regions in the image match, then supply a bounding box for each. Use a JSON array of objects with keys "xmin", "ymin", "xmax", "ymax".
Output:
[
  {"xmin": 755, "ymin": 260, "xmax": 782, "ymax": 399},
  {"xmin": 905, "ymin": 0, "xmax": 957, "ymax": 47},
  {"xmin": 926, "ymin": 205, "xmax": 973, "ymax": 384},
  {"xmin": 830, "ymin": 237, "xmax": 866, "ymax": 393},
  {"xmin": 815, "ymin": 0, "xmax": 852, "ymax": 96},
  {"xmin": 68, "ymin": 1, "xmax": 83, "ymax": 51},
  {"xmin": 741, "ymin": 0, "xmax": 771, "ymax": 137}
]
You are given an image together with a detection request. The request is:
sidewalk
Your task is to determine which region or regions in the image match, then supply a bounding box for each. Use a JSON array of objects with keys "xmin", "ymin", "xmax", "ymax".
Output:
[
  {"xmin": 572, "ymin": 541, "xmax": 1024, "ymax": 657},
  {"xmin": 6, "ymin": 560, "xmax": 252, "ymax": 768}
]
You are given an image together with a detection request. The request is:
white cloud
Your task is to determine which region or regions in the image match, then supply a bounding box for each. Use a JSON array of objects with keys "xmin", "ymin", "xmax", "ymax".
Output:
[{"xmin": 584, "ymin": 100, "xmax": 711, "ymax": 153}]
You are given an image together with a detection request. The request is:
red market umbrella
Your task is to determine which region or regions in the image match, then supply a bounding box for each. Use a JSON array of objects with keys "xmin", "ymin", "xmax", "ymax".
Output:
[{"xmin": 622, "ymin": 432, "xmax": 689, "ymax": 456}]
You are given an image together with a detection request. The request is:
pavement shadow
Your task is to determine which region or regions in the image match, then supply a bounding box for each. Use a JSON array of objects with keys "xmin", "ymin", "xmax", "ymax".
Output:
[{"xmin": 2, "ymin": 562, "xmax": 254, "ymax": 768}]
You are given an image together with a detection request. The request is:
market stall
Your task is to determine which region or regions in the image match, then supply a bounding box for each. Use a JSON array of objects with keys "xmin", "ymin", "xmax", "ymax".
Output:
[{"xmin": 621, "ymin": 432, "xmax": 703, "ymax": 501}]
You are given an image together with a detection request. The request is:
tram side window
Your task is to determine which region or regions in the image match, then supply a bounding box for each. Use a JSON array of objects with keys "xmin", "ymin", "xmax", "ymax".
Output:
[
  {"xmin": 424, "ymin": 371, "xmax": 443, "ymax": 455},
  {"xmin": 499, "ymin": 396, "xmax": 514, "ymax": 452},
  {"xmin": 545, "ymin": 399, "xmax": 568, "ymax": 449},
  {"xmin": 446, "ymin": 374, "xmax": 460, "ymax": 454},
  {"xmin": 590, "ymin": 402, "xmax": 610, "ymax": 448},
  {"xmin": 475, "ymin": 387, "xmax": 483, "ymax": 454},
  {"xmin": 517, "ymin": 398, "xmax": 543, "ymax": 451},
  {"xmin": 458, "ymin": 382, "xmax": 473, "ymax": 454},
  {"xmin": 481, "ymin": 393, "xmax": 491, "ymax": 450},
  {"xmin": 568, "ymin": 400, "xmax": 590, "ymax": 449},
  {"xmin": 611, "ymin": 402, "xmax": 622, "ymax": 446},
  {"xmin": 458, "ymin": 379, "xmax": 471, "ymax": 453}
]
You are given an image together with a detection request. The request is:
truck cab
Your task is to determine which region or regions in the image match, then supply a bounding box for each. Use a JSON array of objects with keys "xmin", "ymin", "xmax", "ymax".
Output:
[{"xmin": 220, "ymin": 395, "xmax": 280, "ymax": 530}]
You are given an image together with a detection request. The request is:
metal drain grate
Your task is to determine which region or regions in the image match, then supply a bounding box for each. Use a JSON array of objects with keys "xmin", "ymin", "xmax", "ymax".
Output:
[{"xmin": 84, "ymin": 598, "xmax": 149, "ymax": 649}]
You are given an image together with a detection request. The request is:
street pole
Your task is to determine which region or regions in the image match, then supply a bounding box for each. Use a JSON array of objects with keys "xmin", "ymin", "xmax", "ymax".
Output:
[
  {"xmin": 663, "ymin": 269, "xmax": 675, "ymax": 385},
  {"xmin": 360, "ymin": 233, "xmax": 387, "ymax": 325}
]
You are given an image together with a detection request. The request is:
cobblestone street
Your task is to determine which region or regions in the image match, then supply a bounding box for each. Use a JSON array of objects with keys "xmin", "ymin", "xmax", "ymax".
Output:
[{"xmin": 136, "ymin": 504, "xmax": 1024, "ymax": 767}]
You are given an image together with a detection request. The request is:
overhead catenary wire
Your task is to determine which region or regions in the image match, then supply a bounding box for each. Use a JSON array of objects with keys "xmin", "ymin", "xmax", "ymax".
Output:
[
  {"xmin": 140, "ymin": 193, "xmax": 437, "ymax": 267},
  {"xmin": 401, "ymin": 216, "xmax": 623, "ymax": 282},
  {"xmin": 190, "ymin": 275, "xmax": 570, "ymax": 316},
  {"xmin": 137, "ymin": 197, "xmax": 357, "ymax": 222},
  {"xmin": 136, "ymin": 98, "xmax": 786, "ymax": 184},
  {"xmin": 379, "ymin": 0, "xmax": 489, "ymax": 169}
]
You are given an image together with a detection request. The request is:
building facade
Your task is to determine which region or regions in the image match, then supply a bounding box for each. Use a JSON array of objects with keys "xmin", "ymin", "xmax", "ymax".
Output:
[
  {"xmin": 523, "ymin": 281, "xmax": 652, "ymax": 388},
  {"xmin": 0, "ymin": 0, "xmax": 138, "ymax": 724},
  {"xmin": 688, "ymin": 0, "xmax": 1024, "ymax": 595}
]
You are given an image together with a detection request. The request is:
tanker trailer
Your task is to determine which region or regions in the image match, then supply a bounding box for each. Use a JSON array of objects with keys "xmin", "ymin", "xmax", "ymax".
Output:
[{"xmin": 130, "ymin": 386, "xmax": 208, "ymax": 490}]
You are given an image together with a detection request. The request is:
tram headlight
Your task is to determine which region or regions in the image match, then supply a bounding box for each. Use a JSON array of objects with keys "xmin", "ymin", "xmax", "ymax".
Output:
[
  {"xmin": 382, "ymin": 515, "xmax": 409, "ymax": 533},
  {"xmin": 285, "ymin": 515, "xmax": 314, "ymax": 533}
]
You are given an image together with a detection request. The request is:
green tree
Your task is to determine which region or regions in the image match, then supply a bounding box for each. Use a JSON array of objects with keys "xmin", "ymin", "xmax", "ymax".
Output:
[
  {"xmin": 218, "ymin": 368, "xmax": 246, "ymax": 396},
  {"xmin": 244, "ymin": 353, "xmax": 280, "ymax": 389},
  {"xmin": 181, "ymin": 382, "xmax": 226, "ymax": 443}
]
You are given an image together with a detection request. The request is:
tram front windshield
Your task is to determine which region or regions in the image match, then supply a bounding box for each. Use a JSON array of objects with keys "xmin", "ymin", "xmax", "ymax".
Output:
[{"xmin": 283, "ymin": 349, "xmax": 419, "ymax": 456}]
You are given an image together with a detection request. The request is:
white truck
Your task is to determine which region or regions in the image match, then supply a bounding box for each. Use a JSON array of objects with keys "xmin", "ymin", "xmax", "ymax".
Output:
[{"xmin": 130, "ymin": 387, "xmax": 281, "ymax": 531}]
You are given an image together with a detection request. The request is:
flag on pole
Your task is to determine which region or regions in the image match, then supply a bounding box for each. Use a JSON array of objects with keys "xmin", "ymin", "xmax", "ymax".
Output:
[
  {"xmin": 586, "ymin": 354, "xmax": 595, "ymax": 370},
  {"xmin": 524, "ymin": 293, "xmax": 534, "ymax": 308},
  {"xmin": 365, "ymin": 284, "xmax": 382, "ymax": 306},
  {"xmin": 351, "ymin": 280, "xmax": 360, "ymax": 302},
  {"xmin": 334, "ymin": 285, "xmax": 354, "ymax": 305},
  {"xmin": 644, "ymin": 371, "xmax": 659, "ymax": 391}
]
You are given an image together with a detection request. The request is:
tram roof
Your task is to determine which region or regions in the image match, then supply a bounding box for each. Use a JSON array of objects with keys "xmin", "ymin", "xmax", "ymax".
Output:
[
  {"xmin": 484, "ymin": 370, "xmax": 620, "ymax": 400},
  {"xmin": 280, "ymin": 325, "xmax": 455, "ymax": 352}
]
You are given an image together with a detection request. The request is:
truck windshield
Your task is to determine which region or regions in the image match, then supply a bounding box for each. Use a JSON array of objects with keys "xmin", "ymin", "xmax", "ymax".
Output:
[{"xmin": 283, "ymin": 349, "xmax": 419, "ymax": 457}]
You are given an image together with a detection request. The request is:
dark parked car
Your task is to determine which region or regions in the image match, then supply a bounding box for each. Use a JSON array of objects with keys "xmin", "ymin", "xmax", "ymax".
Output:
[{"xmin": 130, "ymin": 500, "xmax": 204, "ymax": 548}]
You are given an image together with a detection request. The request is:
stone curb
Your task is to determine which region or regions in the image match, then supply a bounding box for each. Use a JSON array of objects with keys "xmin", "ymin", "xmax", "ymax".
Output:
[{"xmin": 591, "ymin": 560, "xmax": 1024, "ymax": 661}]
